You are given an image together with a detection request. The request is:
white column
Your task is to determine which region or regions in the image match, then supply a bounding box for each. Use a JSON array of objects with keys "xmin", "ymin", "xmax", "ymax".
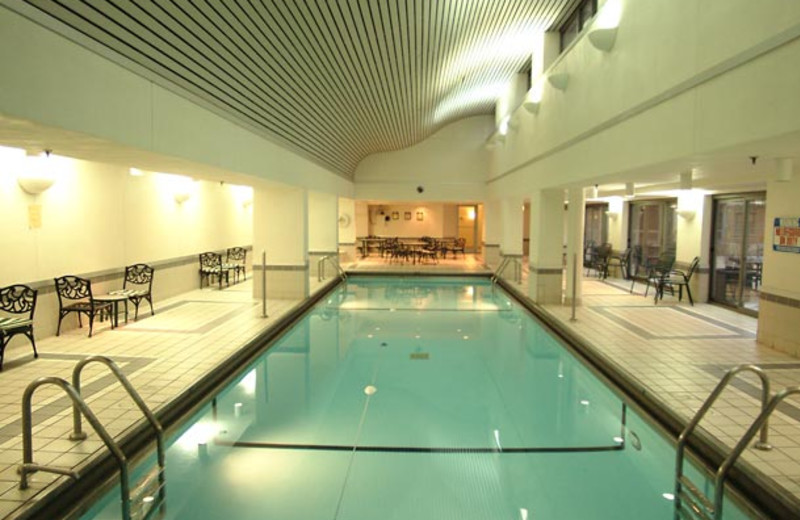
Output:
[
  {"xmin": 676, "ymin": 190, "xmax": 710, "ymax": 303},
  {"xmin": 308, "ymin": 191, "xmax": 338, "ymax": 278},
  {"xmin": 253, "ymin": 183, "xmax": 309, "ymax": 300},
  {"xmin": 483, "ymin": 199, "xmax": 502, "ymax": 267},
  {"xmin": 565, "ymin": 187, "xmax": 586, "ymax": 305},
  {"xmin": 338, "ymin": 197, "xmax": 357, "ymax": 263},
  {"xmin": 528, "ymin": 189, "xmax": 565, "ymax": 304},
  {"xmin": 500, "ymin": 197, "xmax": 524, "ymax": 256}
]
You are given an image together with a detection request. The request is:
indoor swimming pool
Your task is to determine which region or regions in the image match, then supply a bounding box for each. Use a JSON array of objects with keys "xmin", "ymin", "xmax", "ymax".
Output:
[{"xmin": 80, "ymin": 276, "xmax": 754, "ymax": 519}]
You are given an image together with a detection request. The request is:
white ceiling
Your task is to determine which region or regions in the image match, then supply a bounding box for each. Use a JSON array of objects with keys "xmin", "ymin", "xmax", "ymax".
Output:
[{"xmin": 20, "ymin": 0, "xmax": 574, "ymax": 178}]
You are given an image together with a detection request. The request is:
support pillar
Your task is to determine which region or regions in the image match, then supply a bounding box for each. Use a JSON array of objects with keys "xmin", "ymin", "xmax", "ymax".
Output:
[
  {"xmin": 253, "ymin": 184, "xmax": 309, "ymax": 300},
  {"xmin": 338, "ymin": 197, "xmax": 357, "ymax": 264},
  {"xmin": 528, "ymin": 189, "xmax": 565, "ymax": 304},
  {"xmin": 483, "ymin": 199, "xmax": 502, "ymax": 267},
  {"xmin": 565, "ymin": 187, "xmax": 586, "ymax": 306},
  {"xmin": 308, "ymin": 191, "xmax": 339, "ymax": 278}
]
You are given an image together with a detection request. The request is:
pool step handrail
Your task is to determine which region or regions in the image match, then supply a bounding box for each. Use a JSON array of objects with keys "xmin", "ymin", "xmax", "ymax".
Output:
[
  {"xmin": 674, "ymin": 365, "xmax": 774, "ymax": 520},
  {"xmin": 19, "ymin": 356, "xmax": 166, "ymax": 520},
  {"xmin": 318, "ymin": 254, "xmax": 347, "ymax": 282},
  {"xmin": 492, "ymin": 256, "xmax": 521, "ymax": 284}
]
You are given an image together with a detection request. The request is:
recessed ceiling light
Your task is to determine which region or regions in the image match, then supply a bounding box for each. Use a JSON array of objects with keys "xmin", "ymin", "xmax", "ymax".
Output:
[{"xmin": 364, "ymin": 385, "xmax": 377, "ymax": 395}]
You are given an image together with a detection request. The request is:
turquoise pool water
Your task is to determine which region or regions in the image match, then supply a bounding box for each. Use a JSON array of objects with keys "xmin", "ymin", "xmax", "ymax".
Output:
[{"xmin": 82, "ymin": 277, "xmax": 753, "ymax": 519}]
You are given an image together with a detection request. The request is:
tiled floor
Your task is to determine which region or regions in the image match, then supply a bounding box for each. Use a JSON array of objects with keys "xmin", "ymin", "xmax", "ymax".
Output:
[
  {"xmin": 0, "ymin": 278, "xmax": 332, "ymax": 519},
  {"xmin": 0, "ymin": 257, "xmax": 798, "ymax": 518},
  {"xmin": 498, "ymin": 268, "xmax": 800, "ymax": 507}
]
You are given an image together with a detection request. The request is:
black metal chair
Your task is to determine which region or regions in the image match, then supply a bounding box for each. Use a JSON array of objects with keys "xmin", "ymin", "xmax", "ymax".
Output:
[
  {"xmin": 656, "ymin": 257, "xmax": 700, "ymax": 305},
  {"xmin": 630, "ymin": 251, "xmax": 676, "ymax": 296},
  {"xmin": 587, "ymin": 243, "xmax": 613, "ymax": 278},
  {"xmin": 226, "ymin": 247, "xmax": 247, "ymax": 283},
  {"xmin": 446, "ymin": 237, "xmax": 466, "ymax": 258},
  {"xmin": 54, "ymin": 276, "xmax": 113, "ymax": 337},
  {"xmin": 0, "ymin": 284, "xmax": 38, "ymax": 370},
  {"xmin": 606, "ymin": 247, "xmax": 632, "ymax": 279},
  {"xmin": 199, "ymin": 252, "xmax": 234, "ymax": 289},
  {"xmin": 110, "ymin": 264, "xmax": 154, "ymax": 320}
]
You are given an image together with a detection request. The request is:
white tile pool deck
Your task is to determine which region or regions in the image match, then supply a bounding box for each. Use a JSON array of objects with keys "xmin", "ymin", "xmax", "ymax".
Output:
[{"xmin": 0, "ymin": 257, "xmax": 797, "ymax": 518}]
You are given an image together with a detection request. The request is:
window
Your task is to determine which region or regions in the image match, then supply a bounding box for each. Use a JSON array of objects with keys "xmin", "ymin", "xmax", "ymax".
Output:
[{"xmin": 560, "ymin": 0, "xmax": 598, "ymax": 52}]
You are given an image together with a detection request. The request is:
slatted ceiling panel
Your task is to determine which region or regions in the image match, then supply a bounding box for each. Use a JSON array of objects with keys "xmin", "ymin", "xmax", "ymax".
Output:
[{"xmin": 23, "ymin": 0, "xmax": 571, "ymax": 178}]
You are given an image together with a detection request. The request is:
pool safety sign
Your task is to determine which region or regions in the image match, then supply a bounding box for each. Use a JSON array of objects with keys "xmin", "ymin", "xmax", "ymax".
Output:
[{"xmin": 773, "ymin": 217, "xmax": 800, "ymax": 253}]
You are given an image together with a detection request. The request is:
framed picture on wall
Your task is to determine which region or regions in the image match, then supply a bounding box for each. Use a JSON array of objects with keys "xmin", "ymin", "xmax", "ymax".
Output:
[
  {"xmin": 404, "ymin": 211, "xmax": 411, "ymax": 220},
  {"xmin": 391, "ymin": 211, "xmax": 399, "ymax": 220},
  {"xmin": 416, "ymin": 211, "xmax": 424, "ymax": 221}
]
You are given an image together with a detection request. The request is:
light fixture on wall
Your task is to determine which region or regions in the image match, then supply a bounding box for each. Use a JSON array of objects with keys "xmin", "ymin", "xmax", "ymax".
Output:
[
  {"xmin": 587, "ymin": 0, "xmax": 622, "ymax": 52},
  {"xmin": 776, "ymin": 158, "xmax": 793, "ymax": 182},
  {"xmin": 547, "ymin": 72, "xmax": 569, "ymax": 91},
  {"xmin": 677, "ymin": 209, "xmax": 696, "ymax": 220},
  {"xmin": 18, "ymin": 150, "xmax": 57, "ymax": 195}
]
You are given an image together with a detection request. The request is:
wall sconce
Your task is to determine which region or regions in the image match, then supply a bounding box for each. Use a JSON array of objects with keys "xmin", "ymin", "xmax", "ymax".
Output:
[
  {"xmin": 605, "ymin": 210, "xmax": 619, "ymax": 220},
  {"xmin": 548, "ymin": 72, "xmax": 569, "ymax": 91},
  {"xmin": 588, "ymin": 0, "xmax": 622, "ymax": 52},
  {"xmin": 677, "ymin": 209, "xmax": 696, "ymax": 220},
  {"xmin": 174, "ymin": 191, "xmax": 191, "ymax": 204},
  {"xmin": 18, "ymin": 150, "xmax": 57, "ymax": 195},
  {"xmin": 498, "ymin": 116, "xmax": 511, "ymax": 136}
]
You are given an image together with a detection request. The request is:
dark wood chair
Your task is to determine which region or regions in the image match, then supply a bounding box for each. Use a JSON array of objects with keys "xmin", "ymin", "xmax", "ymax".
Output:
[
  {"xmin": 199, "ymin": 252, "xmax": 234, "ymax": 289},
  {"xmin": 54, "ymin": 276, "xmax": 113, "ymax": 337},
  {"xmin": 0, "ymin": 284, "xmax": 39, "ymax": 370},
  {"xmin": 226, "ymin": 247, "xmax": 247, "ymax": 283},
  {"xmin": 110, "ymin": 264, "xmax": 154, "ymax": 320}
]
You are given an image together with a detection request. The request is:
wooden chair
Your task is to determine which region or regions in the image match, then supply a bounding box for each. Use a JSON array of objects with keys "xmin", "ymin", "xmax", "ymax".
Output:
[
  {"xmin": 226, "ymin": 247, "xmax": 247, "ymax": 283},
  {"xmin": 54, "ymin": 276, "xmax": 113, "ymax": 337},
  {"xmin": 110, "ymin": 264, "xmax": 154, "ymax": 320},
  {"xmin": 0, "ymin": 284, "xmax": 39, "ymax": 370},
  {"xmin": 199, "ymin": 252, "xmax": 234, "ymax": 289}
]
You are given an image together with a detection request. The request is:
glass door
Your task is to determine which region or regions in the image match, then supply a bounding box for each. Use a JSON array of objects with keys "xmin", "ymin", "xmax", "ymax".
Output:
[
  {"xmin": 584, "ymin": 203, "xmax": 608, "ymax": 247},
  {"xmin": 628, "ymin": 200, "xmax": 677, "ymax": 276},
  {"xmin": 710, "ymin": 194, "xmax": 766, "ymax": 313}
]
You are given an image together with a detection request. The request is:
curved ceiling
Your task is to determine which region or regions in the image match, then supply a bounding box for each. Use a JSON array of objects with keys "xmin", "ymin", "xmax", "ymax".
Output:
[{"xmin": 21, "ymin": 0, "xmax": 572, "ymax": 178}]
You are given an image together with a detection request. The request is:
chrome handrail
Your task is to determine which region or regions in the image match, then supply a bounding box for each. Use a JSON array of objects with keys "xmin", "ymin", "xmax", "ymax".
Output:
[
  {"xmin": 19, "ymin": 377, "xmax": 132, "ymax": 519},
  {"xmin": 712, "ymin": 386, "xmax": 800, "ymax": 518},
  {"xmin": 674, "ymin": 364, "xmax": 772, "ymax": 520},
  {"xmin": 72, "ymin": 356, "xmax": 166, "ymax": 516},
  {"xmin": 318, "ymin": 255, "xmax": 347, "ymax": 282},
  {"xmin": 492, "ymin": 256, "xmax": 521, "ymax": 284}
]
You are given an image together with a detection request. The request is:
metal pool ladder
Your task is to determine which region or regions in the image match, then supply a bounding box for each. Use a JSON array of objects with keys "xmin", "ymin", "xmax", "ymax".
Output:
[
  {"xmin": 491, "ymin": 256, "xmax": 521, "ymax": 284},
  {"xmin": 673, "ymin": 364, "xmax": 800, "ymax": 520},
  {"xmin": 318, "ymin": 254, "xmax": 347, "ymax": 281},
  {"xmin": 19, "ymin": 355, "xmax": 166, "ymax": 520}
]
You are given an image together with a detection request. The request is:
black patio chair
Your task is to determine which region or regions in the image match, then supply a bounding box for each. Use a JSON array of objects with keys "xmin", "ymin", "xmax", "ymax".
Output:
[
  {"xmin": 55, "ymin": 276, "xmax": 113, "ymax": 337},
  {"xmin": 630, "ymin": 251, "xmax": 676, "ymax": 297},
  {"xmin": 0, "ymin": 284, "xmax": 38, "ymax": 370},
  {"xmin": 226, "ymin": 247, "xmax": 247, "ymax": 282},
  {"xmin": 110, "ymin": 264, "xmax": 154, "ymax": 320},
  {"xmin": 199, "ymin": 252, "xmax": 234, "ymax": 289},
  {"xmin": 655, "ymin": 256, "xmax": 700, "ymax": 305},
  {"xmin": 606, "ymin": 247, "xmax": 632, "ymax": 279}
]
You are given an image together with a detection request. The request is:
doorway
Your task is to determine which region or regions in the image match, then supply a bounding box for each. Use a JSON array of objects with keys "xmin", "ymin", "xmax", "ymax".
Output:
[
  {"xmin": 458, "ymin": 205, "xmax": 479, "ymax": 253},
  {"xmin": 710, "ymin": 194, "xmax": 766, "ymax": 314},
  {"xmin": 628, "ymin": 200, "xmax": 677, "ymax": 274}
]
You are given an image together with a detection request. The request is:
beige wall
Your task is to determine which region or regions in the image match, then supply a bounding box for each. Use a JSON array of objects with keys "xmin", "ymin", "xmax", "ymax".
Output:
[
  {"xmin": 354, "ymin": 116, "xmax": 493, "ymax": 202},
  {"xmin": 0, "ymin": 146, "xmax": 252, "ymax": 285},
  {"xmin": 489, "ymin": 1, "xmax": 800, "ymax": 193},
  {"xmin": 367, "ymin": 204, "xmax": 451, "ymax": 237}
]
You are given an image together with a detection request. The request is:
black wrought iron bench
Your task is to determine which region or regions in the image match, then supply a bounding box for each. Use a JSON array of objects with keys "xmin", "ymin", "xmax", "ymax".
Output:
[{"xmin": 0, "ymin": 284, "xmax": 39, "ymax": 370}]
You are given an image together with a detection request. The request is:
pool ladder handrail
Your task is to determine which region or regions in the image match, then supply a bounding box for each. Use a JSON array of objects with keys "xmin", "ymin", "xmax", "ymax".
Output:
[
  {"xmin": 674, "ymin": 364, "xmax": 778, "ymax": 520},
  {"xmin": 19, "ymin": 356, "xmax": 166, "ymax": 520},
  {"xmin": 318, "ymin": 254, "xmax": 347, "ymax": 282},
  {"xmin": 491, "ymin": 256, "xmax": 521, "ymax": 284}
]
